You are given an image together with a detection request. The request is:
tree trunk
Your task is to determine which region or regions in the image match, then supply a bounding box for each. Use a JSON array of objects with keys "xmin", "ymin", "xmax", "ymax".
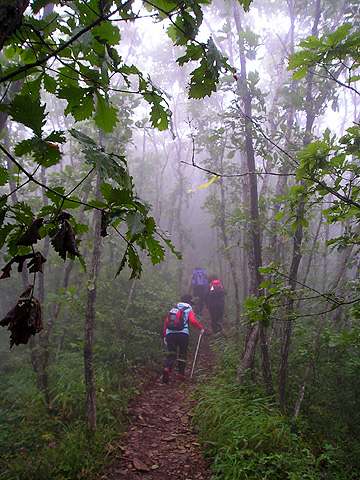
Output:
[
  {"xmin": 233, "ymin": 1, "xmax": 271, "ymax": 387},
  {"xmin": 277, "ymin": 0, "xmax": 323, "ymax": 409},
  {"xmin": 0, "ymin": 0, "xmax": 29, "ymax": 51},
  {"xmin": 84, "ymin": 175, "xmax": 102, "ymax": 430},
  {"xmin": 175, "ymin": 147, "xmax": 186, "ymax": 293},
  {"xmin": 277, "ymin": 218, "xmax": 303, "ymax": 407},
  {"xmin": 297, "ymin": 213, "xmax": 322, "ymax": 305},
  {"xmin": 113, "ymin": 278, "xmax": 137, "ymax": 343},
  {"xmin": 218, "ymin": 133, "xmax": 241, "ymax": 341}
]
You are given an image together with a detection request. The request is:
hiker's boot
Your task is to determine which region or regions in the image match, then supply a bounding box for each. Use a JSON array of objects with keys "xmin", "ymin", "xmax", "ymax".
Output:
[
  {"xmin": 177, "ymin": 374, "xmax": 186, "ymax": 381},
  {"xmin": 162, "ymin": 367, "xmax": 170, "ymax": 384}
]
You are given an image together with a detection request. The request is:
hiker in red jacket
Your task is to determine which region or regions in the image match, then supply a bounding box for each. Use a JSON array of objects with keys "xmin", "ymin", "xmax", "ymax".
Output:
[
  {"xmin": 162, "ymin": 293, "xmax": 204, "ymax": 383},
  {"xmin": 205, "ymin": 274, "xmax": 226, "ymax": 334}
]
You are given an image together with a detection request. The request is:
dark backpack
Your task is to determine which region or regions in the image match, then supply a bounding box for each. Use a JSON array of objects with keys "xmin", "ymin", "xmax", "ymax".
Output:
[
  {"xmin": 209, "ymin": 279, "xmax": 225, "ymax": 297},
  {"xmin": 192, "ymin": 269, "xmax": 207, "ymax": 286},
  {"xmin": 166, "ymin": 306, "xmax": 187, "ymax": 331}
]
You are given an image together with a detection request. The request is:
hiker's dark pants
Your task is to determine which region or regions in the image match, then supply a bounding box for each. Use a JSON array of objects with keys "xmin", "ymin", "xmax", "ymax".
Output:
[
  {"xmin": 192, "ymin": 284, "xmax": 207, "ymax": 315},
  {"xmin": 165, "ymin": 333, "xmax": 189, "ymax": 375},
  {"xmin": 208, "ymin": 299, "xmax": 225, "ymax": 333}
]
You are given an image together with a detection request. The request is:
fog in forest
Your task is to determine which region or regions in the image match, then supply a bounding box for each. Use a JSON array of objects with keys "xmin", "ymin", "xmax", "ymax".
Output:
[{"xmin": 1, "ymin": 0, "xmax": 360, "ymax": 478}]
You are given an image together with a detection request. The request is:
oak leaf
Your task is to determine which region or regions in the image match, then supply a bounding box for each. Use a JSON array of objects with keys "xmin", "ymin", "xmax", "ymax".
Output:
[
  {"xmin": 51, "ymin": 219, "xmax": 79, "ymax": 260},
  {"xmin": 28, "ymin": 252, "xmax": 47, "ymax": 273},
  {"xmin": 1, "ymin": 252, "xmax": 47, "ymax": 279},
  {"xmin": 133, "ymin": 458, "xmax": 150, "ymax": 472},
  {"xmin": 17, "ymin": 218, "xmax": 44, "ymax": 246},
  {"xmin": 0, "ymin": 286, "xmax": 43, "ymax": 348}
]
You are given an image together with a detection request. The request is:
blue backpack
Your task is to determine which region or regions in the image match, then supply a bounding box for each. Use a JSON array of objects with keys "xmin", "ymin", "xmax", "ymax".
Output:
[{"xmin": 192, "ymin": 268, "xmax": 207, "ymax": 286}]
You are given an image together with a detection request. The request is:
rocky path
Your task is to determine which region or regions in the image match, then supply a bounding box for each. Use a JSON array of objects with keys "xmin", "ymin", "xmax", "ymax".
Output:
[{"xmin": 105, "ymin": 311, "xmax": 216, "ymax": 480}]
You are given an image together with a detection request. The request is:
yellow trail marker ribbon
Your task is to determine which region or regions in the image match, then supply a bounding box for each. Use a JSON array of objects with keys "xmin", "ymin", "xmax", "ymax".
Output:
[{"xmin": 188, "ymin": 175, "xmax": 220, "ymax": 193}]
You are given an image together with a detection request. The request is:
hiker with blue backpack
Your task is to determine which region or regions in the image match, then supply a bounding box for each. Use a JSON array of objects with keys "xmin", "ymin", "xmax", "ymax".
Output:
[
  {"xmin": 205, "ymin": 274, "xmax": 226, "ymax": 334},
  {"xmin": 190, "ymin": 266, "xmax": 208, "ymax": 315},
  {"xmin": 162, "ymin": 293, "xmax": 204, "ymax": 383}
]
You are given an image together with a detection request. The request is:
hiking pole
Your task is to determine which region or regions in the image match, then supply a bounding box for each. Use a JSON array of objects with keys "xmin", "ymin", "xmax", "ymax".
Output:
[{"xmin": 190, "ymin": 333, "xmax": 202, "ymax": 379}]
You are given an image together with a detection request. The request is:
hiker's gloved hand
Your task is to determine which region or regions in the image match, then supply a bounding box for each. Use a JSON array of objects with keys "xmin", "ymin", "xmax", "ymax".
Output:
[
  {"xmin": 163, "ymin": 338, "xmax": 167, "ymax": 346},
  {"xmin": 200, "ymin": 329, "xmax": 205, "ymax": 336}
]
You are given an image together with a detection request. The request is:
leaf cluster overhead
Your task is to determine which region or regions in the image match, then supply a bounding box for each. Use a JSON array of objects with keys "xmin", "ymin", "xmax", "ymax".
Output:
[{"xmin": 0, "ymin": 0, "xmax": 255, "ymax": 345}]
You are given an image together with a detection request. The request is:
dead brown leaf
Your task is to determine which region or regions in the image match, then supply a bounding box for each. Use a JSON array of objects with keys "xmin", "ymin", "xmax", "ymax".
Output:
[
  {"xmin": 0, "ymin": 287, "xmax": 43, "ymax": 348},
  {"xmin": 51, "ymin": 218, "xmax": 79, "ymax": 260},
  {"xmin": 161, "ymin": 416, "xmax": 172, "ymax": 423},
  {"xmin": 133, "ymin": 458, "xmax": 150, "ymax": 472}
]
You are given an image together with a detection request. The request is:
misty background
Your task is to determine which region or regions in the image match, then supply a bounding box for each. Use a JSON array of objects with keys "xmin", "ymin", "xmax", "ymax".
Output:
[{"xmin": 1, "ymin": 0, "xmax": 360, "ymax": 478}]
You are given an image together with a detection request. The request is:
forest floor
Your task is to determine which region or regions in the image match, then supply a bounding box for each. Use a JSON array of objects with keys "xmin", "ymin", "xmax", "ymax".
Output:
[{"xmin": 103, "ymin": 309, "xmax": 217, "ymax": 480}]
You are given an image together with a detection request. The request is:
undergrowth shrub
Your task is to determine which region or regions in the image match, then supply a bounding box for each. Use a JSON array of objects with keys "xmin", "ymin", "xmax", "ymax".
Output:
[
  {"xmin": 192, "ymin": 337, "xmax": 360, "ymax": 480},
  {"xmin": 0, "ymin": 349, "xmax": 148, "ymax": 480}
]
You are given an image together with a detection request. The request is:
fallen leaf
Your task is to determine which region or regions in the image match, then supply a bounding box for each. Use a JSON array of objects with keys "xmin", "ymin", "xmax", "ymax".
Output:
[
  {"xmin": 133, "ymin": 458, "xmax": 150, "ymax": 472},
  {"xmin": 114, "ymin": 469, "xmax": 128, "ymax": 476},
  {"xmin": 161, "ymin": 416, "xmax": 172, "ymax": 423}
]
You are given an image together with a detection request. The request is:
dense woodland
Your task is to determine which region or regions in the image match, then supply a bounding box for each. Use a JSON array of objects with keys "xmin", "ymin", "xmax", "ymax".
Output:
[{"xmin": 1, "ymin": 0, "xmax": 360, "ymax": 478}]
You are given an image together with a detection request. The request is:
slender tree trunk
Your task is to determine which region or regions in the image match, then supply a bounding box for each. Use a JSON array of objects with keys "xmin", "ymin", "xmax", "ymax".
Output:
[
  {"xmin": 175, "ymin": 147, "xmax": 186, "ymax": 292},
  {"xmin": 218, "ymin": 134, "xmax": 241, "ymax": 340},
  {"xmin": 277, "ymin": 218, "xmax": 303, "ymax": 407},
  {"xmin": 259, "ymin": 324, "xmax": 274, "ymax": 395},
  {"xmin": 84, "ymin": 175, "xmax": 102, "ymax": 429},
  {"xmin": 297, "ymin": 213, "xmax": 322, "ymax": 302},
  {"xmin": 4, "ymin": 125, "xmax": 19, "ymax": 204},
  {"xmin": 233, "ymin": 1, "xmax": 272, "ymax": 388},
  {"xmin": 277, "ymin": 0, "xmax": 323, "ymax": 409}
]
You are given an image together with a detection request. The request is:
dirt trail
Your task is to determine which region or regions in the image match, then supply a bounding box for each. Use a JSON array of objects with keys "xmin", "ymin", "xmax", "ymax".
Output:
[{"xmin": 105, "ymin": 310, "xmax": 216, "ymax": 480}]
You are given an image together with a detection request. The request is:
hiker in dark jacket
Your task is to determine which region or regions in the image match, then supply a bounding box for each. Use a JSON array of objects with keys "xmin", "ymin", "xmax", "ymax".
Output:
[
  {"xmin": 205, "ymin": 274, "xmax": 226, "ymax": 334},
  {"xmin": 190, "ymin": 267, "xmax": 207, "ymax": 315},
  {"xmin": 162, "ymin": 293, "xmax": 204, "ymax": 383}
]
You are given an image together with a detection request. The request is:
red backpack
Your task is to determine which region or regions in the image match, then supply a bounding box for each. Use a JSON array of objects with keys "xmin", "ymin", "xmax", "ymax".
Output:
[
  {"xmin": 166, "ymin": 306, "xmax": 187, "ymax": 331},
  {"xmin": 209, "ymin": 279, "xmax": 225, "ymax": 297}
]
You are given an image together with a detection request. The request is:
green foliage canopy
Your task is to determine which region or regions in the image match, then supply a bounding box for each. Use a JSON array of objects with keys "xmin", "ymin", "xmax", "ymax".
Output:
[
  {"xmin": 0, "ymin": 0, "xmax": 252, "ymax": 346},
  {"xmin": 0, "ymin": 0, "xmax": 252, "ymax": 283}
]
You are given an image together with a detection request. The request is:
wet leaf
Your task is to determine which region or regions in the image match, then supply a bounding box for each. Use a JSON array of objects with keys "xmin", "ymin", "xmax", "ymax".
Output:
[
  {"xmin": 133, "ymin": 458, "xmax": 150, "ymax": 472},
  {"xmin": 1, "ymin": 254, "xmax": 35, "ymax": 278},
  {"xmin": 55, "ymin": 211, "xmax": 71, "ymax": 221},
  {"xmin": 27, "ymin": 252, "xmax": 47, "ymax": 273},
  {"xmin": 51, "ymin": 219, "xmax": 79, "ymax": 260},
  {"xmin": 17, "ymin": 218, "xmax": 44, "ymax": 246},
  {"xmin": 161, "ymin": 416, "xmax": 172, "ymax": 423},
  {"xmin": 0, "ymin": 287, "xmax": 43, "ymax": 348}
]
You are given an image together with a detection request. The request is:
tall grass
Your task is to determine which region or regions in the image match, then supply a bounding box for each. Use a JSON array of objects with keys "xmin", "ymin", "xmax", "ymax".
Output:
[
  {"xmin": 192, "ymin": 337, "xmax": 360, "ymax": 480},
  {"xmin": 0, "ymin": 346, "xmax": 160, "ymax": 480}
]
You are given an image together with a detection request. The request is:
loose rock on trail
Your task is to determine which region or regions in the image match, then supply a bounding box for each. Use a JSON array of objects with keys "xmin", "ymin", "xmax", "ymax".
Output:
[{"xmin": 105, "ymin": 310, "xmax": 216, "ymax": 480}]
